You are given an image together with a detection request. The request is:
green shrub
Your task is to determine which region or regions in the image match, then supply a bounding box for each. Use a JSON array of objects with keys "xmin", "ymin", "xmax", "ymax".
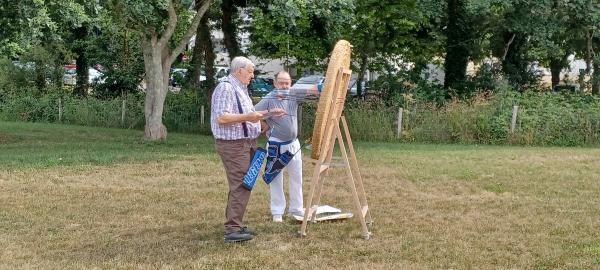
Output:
[
  {"xmin": 0, "ymin": 91, "xmax": 210, "ymax": 134},
  {"xmin": 297, "ymin": 90, "xmax": 600, "ymax": 146},
  {"xmin": 163, "ymin": 90, "xmax": 210, "ymax": 134},
  {"xmin": 2, "ymin": 88, "xmax": 599, "ymax": 146}
]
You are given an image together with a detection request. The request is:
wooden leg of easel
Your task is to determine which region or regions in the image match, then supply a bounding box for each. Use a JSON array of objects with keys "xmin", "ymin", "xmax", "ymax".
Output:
[
  {"xmin": 312, "ymin": 171, "xmax": 326, "ymax": 222},
  {"xmin": 308, "ymin": 82, "xmax": 340, "ymax": 223},
  {"xmin": 299, "ymin": 159, "xmax": 323, "ymax": 237},
  {"xmin": 341, "ymin": 116, "xmax": 372, "ymax": 224},
  {"xmin": 312, "ymin": 126, "xmax": 337, "ymax": 220},
  {"xmin": 334, "ymin": 124, "xmax": 371, "ymax": 239},
  {"xmin": 300, "ymin": 118, "xmax": 346, "ymax": 236}
]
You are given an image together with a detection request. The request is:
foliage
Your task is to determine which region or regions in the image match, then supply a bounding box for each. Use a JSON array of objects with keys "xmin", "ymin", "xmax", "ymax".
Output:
[
  {"xmin": 443, "ymin": 0, "xmax": 474, "ymax": 94},
  {"xmin": 87, "ymin": 11, "xmax": 146, "ymax": 98},
  {"xmin": 298, "ymin": 89, "xmax": 600, "ymax": 146},
  {"xmin": 2, "ymin": 0, "xmax": 600, "ymax": 145},
  {"xmin": 2, "ymin": 0, "xmax": 600, "ymax": 99},
  {"xmin": 249, "ymin": 0, "xmax": 354, "ymax": 71},
  {"xmin": 0, "ymin": 0, "xmax": 24, "ymax": 58},
  {"xmin": 404, "ymin": 91, "xmax": 600, "ymax": 146},
  {"xmin": 465, "ymin": 61, "xmax": 505, "ymax": 93},
  {"xmin": 0, "ymin": 58, "xmax": 36, "ymax": 93},
  {"xmin": 2, "ymin": 85, "xmax": 600, "ymax": 146},
  {"xmin": 349, "ymin": 0, "xmax": 424, "ymax": 95},
  {"xmin": 0, "ymin": 0, "xmax": 99, "ymax": 94},
  {"xmin": 0, "ymin": 90, "xmax": 211, "ymax": 134}
]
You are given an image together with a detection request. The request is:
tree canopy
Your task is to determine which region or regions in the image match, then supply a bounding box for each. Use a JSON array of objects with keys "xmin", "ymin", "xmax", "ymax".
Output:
[{"xmin": 1, "ymin": 0, "xmax": 600, "ymax": 139}]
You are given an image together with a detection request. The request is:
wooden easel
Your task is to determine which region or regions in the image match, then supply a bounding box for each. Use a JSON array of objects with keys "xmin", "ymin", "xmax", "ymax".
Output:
[{"xmin": 299, "ymin": 68, "xmax": 373, "ymax": 239}]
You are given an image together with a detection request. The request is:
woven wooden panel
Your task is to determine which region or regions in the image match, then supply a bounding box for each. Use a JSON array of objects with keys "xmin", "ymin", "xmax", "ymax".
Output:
[{"xmin": 311, "ymin": 40, "xmax": 352, "ymax": 159}]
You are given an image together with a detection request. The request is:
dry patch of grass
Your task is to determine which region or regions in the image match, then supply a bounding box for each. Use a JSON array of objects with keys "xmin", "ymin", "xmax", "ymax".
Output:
[
  {"xmin": 1, "ymin": 124, "xmax": 600, "ymax": 269},
  {"xmin": 0, "ymin": 132, "xmax": 10, "ymax": 143}
]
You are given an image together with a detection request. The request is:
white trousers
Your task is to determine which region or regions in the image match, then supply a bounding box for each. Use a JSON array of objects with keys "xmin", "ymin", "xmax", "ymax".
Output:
[{"xmin": 268, "ymin": 139, "xmax": 303, "ymax": 216}]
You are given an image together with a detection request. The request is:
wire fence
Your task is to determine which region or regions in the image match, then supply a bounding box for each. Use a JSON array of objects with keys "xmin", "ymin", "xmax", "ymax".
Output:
[
  {"xmin": 299, "ymin": 101, "xmax": 600, "ymax": 146},
  {"xmin": 2, "ymin": 94, "xmax": 600, "ymax": 146}
]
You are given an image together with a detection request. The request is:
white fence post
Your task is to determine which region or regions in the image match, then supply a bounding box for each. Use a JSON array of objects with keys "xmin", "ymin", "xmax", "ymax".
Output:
[
  {"xmin": 510, "ymin": 105, "xmax": 519, "ymax": 134},
  {"xmin": 121, "ymin": 99, "xmax": 126, "ymax": 126},
  {"xmin": 397, "ymin": 108, "xmax": 403, "ymax": 139},
  {"xmin": 58, "ymin": 98, "xmax": 63, "ymax": 122},
  {"xmin": 200, "ymin": 105, "xmax": 205, "ymax": 126}
]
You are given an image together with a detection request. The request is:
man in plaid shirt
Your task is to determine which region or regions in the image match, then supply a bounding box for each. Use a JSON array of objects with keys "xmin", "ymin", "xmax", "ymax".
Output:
[{"xmin": 211, "ymin": 56, "xmax": 284, "ymax": 243}]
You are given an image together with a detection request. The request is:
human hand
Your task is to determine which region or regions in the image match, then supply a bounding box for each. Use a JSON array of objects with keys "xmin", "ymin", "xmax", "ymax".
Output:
[
  {"xmin": 246, "ymin": 111, "xmax": 263, "ymax": 122},
  {"xmin": 308, "ymin": 85, "xmax": 319, "ymax": 96},
  {"xmin": 268, "ymin": 108, "xmax": 286, "ymax": 117}
]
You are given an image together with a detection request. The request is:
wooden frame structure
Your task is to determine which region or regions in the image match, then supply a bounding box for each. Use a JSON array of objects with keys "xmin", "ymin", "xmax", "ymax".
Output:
[{"xmin": 299, "ymin": 68, "xmax": 373, "ymax": 239}]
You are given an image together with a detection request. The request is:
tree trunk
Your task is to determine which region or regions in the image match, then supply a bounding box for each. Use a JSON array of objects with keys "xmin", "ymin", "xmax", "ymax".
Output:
[
  {"xmin": 34, "ymin": 62, "xmax": 46, "ymax": 91},
  {"xmin": 593, "ymin": 60, "xmax": 600, "ymax": 95},
  {"xmin": 550, "ymin": 58, "xmax": 562, "ymax": 90},
  {"xmin": 586, "ymin": 29, "xmax": 593, "ymax": 74},
  {"xmin": 75, "ymin": 53, "xmax": 89, "ymax": 97},
  {"xmin": 191, "ymin": 13, "xmax": 217, "ymax": 104},
  {"xmin": 443, "ymin": 0, "xmax": 472, "ymax": 95},
  {"xmin": 501, "ymin": 33, "xmax": 529, "ymax": 90},
  {"xmin": 142, "ymin": 38, "xmax": 169, "ymax": 140},
  {"xmin": 221, "ymin": 0, "xmax": 241, "ymax": 58},
  {"xmin": 73, "ymin": 25, "xmax": 89, "ymax": 97},
  {"xmin": 357, "ymin": 50, "xmax": 369, "ymax": 97},
  {"xmin": 585, "ymin": 28, "xmax": 595, "ymax": 92},
  {"xmin": 201, "ymin": 16, "xmax": 216, "ymax": 93},
  {"xmin": 53, "ymin": 59, "xmax": 64, "ymax": 88},
  {"xmin": 138, "ymin": 0, "xmax": 211, "ymax": 141},
  {"xmin": 190, "ymin": 18, "xmax": 206, "ymax": 89}
]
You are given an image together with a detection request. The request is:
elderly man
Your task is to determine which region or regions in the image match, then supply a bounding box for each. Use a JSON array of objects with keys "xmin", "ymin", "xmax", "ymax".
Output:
[
  {"xmin": 211, "ymin": 56, "xmax": 284, "ymax": 243},
  {"xmin": 255, "ymin": 71, "xmax": 318, "ymax": 222}
]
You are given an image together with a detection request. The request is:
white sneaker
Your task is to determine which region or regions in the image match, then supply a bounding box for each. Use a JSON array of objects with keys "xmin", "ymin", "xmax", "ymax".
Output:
[
  {"xmin": 287, "ymin": 211, "xmax": 305, "ymax": 218},
  {"xmin": 272, "ymin": 215, "xmax": 283, "ymax": 222}
]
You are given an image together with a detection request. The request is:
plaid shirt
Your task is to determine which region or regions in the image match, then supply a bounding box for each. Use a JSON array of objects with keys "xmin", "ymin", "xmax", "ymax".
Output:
[{"xmin": 211, "ymin": 75, "xmax": 261, "ymax": 140}]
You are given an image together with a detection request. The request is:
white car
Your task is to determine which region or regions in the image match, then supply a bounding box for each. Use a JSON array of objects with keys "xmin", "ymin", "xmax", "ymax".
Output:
[
  {"xmin": 291, "ymin": 75, "xmax": 324, "ymax": 91},
  {"xmin": 88, "ymin": 68, "xmax": 104, "ymax": 84},
  {"xmin": 169, "ymin": 66, "xmax": 229, "ymax": 86},
  {"xmin": 292, "ymin": 75, "xmax": 363, "ymax": 96},
  {"xmin": 63, "ymin": 67, "xmax": 105, "ymax": 86},
  {"xmin": 198, "ymin": 66, "xmax": 229, "ymax": 82}
]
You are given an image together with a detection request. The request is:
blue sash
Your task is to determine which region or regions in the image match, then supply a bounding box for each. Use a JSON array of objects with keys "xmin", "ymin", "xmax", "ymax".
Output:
[
  {"xmin": 242, "ymin": 147, "xmax": 267, "ymax": 190},
  {"xmin": 263, "ymin": 139, "xmax": 296, "ymax": 185}
]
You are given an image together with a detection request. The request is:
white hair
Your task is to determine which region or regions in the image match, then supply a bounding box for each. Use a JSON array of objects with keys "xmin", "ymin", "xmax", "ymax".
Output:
[{"xmin": 230, "ymin": 56, "xmax": 254, "ymax": 73}]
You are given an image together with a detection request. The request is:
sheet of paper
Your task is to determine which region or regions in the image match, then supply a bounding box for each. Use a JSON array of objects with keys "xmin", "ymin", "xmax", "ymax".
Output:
[
  {"xmin": 315, "ymin": 205, "xmax": 342, "ymax": 215},
  {"xmin": 291, "ymin": 212, "xmax": 353, "ymax": 222}
]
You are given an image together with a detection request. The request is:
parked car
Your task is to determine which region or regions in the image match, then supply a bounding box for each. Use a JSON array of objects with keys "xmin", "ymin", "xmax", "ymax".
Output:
[
  {"xmin": 212, "ymin": 66, "xmax": 229, "ymax": 80},
  {"xmin": 292, "ymin": 75, "xmax": 365, "ymax": 96},
  {"xmin": 11, "ymin": 61, "xmax": 35, "ymax": 70},
  {"xmin": 169, "ymin": 68, "xmax": 188, "ymax": 87},
  {"xmin": 63, "ymin": 67, "xmax": 77, "ymax": 85},
  {"xmin": 169, "ymin": 66, "xmax": 229, "ymax": 87},
  {"xmin": 249, "ymin": 77, "xmax": 274, "ymax": 97},
  {"xmin": 88, "ymin": 68, "xmax": 104, "ymax": 84},
  {"xmin": 291, "ymin": 75, "xmax": 324, "ymax": 92},
  {"xmin": 347, "ymin": 78, "xmax": 368, "ymax": 96},
  {"xmin": 62, "ymin": 66, "xmax": 105, "ymax": 86}
]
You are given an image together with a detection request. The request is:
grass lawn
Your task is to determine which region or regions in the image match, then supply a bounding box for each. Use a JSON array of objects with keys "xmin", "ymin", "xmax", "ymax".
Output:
[{"xmin": 1, "ymin": 121, "xmax": 599, "ymax": 269}]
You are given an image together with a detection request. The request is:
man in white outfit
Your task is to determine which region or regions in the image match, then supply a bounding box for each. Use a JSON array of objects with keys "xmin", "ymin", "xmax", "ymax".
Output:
[{"xmin": 255, "ymin": 71, "xmax": 316, "ymax": 222}]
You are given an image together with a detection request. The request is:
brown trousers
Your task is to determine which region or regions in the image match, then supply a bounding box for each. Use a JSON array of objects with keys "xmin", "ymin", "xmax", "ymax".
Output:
[{"xmin": 215, "ymin": 138, "xmax": 257, "ymax": 233}]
